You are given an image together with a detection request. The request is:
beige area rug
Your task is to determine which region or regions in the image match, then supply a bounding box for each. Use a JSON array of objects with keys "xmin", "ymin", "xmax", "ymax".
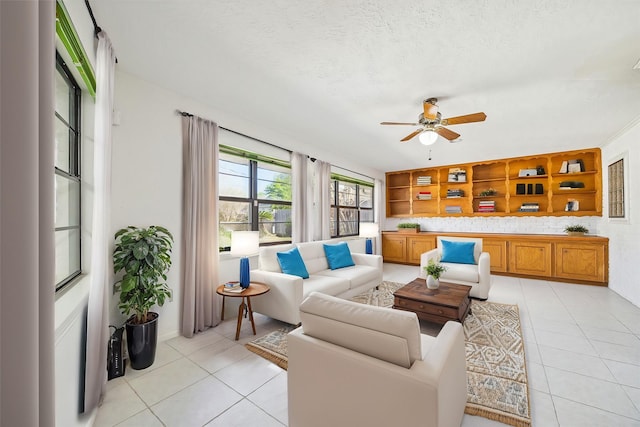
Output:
[{"xmin": 246, "ymin": 281, "xmax": 531, "ymax": 427}]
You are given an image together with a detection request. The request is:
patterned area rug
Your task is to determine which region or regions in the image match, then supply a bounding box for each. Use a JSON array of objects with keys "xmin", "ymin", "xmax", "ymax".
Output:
[{"xmin": 246, "ymin": 281, "xmax": 531, "ymax": 427}]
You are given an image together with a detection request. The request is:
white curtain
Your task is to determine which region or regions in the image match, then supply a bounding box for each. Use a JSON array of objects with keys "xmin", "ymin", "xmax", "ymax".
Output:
[
  {"xmin": 315, "ymin": 160, "xmax": 331, "ymax": 240},
  {"xmin": 1, "ymin": 1, "xmax": 55, "ymax": 424},
  {"xmin": 374, "ymin": 178, "xmax": 384, "ymax": 254},
  {"xmin": 181, "ymin": 115, "xmax": 220, "ymax": 337},
  {"xmin": 84, "ymin": 31, "xmax": 117, "ymax": 412},
  {"xmin": 291, "ymin": 152, "xmax": 310, "ymax": 243}
]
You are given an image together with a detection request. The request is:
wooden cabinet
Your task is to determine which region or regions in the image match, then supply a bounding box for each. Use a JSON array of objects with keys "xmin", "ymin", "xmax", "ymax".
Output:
[
  {"xmin": 483, "ymin": 239, "xmax": 508, "ymax": 272},
  {"xmin": 386, "ymin": 148, "xmax": 602, "ymax": 218},
  {"xmin": 381, "ymin": 234, "xmax": 407, "ymax": 263},
  {"xmin": 555, "ymin": 242, "xmax": 607, "ymax": 283},
  {"xmin": 407, "ymin": 236, "xmax": 436, "ymax": 264},
  {"xmin": 509, "ymin": 240, "xmax": 553, "ymax": 277},
  {"xmin": 381, "ymin": 231, "xmax": 608, "ymax": 285}
]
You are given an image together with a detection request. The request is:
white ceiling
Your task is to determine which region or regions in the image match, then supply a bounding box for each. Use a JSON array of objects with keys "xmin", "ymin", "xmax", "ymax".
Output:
[{"xmin": 92, "ymin": 0, "xmax": 640, "ymax": 173}]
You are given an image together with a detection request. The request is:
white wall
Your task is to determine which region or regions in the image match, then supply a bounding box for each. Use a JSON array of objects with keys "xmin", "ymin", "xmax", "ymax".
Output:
[{"xmin": 600, "ymin": 120, "xmax": 640, "ymax": 307}]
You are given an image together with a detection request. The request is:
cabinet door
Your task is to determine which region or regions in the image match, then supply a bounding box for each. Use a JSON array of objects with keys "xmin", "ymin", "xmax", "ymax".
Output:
[
  {"xmin": 382, "ymin": 234, "xmax": 407, "ymax": 263},
  {"xmin": 407, "ymin": 236, "xmax": 436, "ymax": 265},
  {"xmin": 509, "ymin": 241, "xmax": 552, "ymax": 277},
  {"xmin": 483, "ymin": 239, "xmax": 508, "ymax": 272},
  {"xmin": 555, "ymin": 242, "xmax": 606, "ymax": 283}
]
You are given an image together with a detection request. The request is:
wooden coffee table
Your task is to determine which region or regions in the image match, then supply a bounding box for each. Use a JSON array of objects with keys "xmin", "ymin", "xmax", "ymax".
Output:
[
  {"xmin": 216, "ymin": 282, "xmax": 270, "ymax": 340},
  {"xmin": 393, "ymin": 278, "xmax": 472, "ymax": 324}
]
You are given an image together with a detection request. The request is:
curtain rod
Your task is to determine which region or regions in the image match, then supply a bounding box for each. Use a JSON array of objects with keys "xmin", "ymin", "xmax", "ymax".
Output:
[
  {"xmin": 176, "ymin": 109, "xmax": 375, "ymax": 180},
  {"xmin": 84, "ymin": 0, "xmax": 118, "ymax": 63}
]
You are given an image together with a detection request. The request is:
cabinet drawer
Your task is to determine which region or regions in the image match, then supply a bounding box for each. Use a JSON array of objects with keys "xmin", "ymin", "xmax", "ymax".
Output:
[{"xmin": 393, "ymin": 297, "xmax": 459, "ymax": 318}]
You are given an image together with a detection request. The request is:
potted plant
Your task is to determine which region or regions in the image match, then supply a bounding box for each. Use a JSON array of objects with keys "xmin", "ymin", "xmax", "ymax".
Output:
[
  {"xmin": 423, "ymin": 259, "xmax": 447, "ymax": 289},
  {"xmin": 564, "ymin": 224, "xmax": 588, "ymax": 236},
  {"xmin": 397, "ymin": 222, "xmax": 421, "ymax": 234},
  {"xmin": 113, "ymin": 225, "xmax": 173, "ymax": 370}
]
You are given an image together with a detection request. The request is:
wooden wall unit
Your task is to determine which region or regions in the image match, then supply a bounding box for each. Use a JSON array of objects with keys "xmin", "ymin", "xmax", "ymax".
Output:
[
  {"xmin": 386, "ymin": 148, "xmax": 602, "ymax": 217},
  {"xmin": 381, "ymin": 231, "xmax": 609, "ymax": 285}
]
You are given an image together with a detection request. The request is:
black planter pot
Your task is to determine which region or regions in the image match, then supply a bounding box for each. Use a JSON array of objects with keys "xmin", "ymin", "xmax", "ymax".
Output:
[{"xmin": 125, "ymin": 312, "xmax": 159, "ymax": 370}]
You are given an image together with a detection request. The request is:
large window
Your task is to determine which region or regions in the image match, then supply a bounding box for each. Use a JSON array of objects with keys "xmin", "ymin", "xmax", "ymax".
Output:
[
  {"xmin": 55, "ymin": 52, "xmax": 81, "ymax": 291},
  {"xmin": 330, "ymin": 175, "xmax": 374, "ymax": 238},
  {"xmin": 219, "ymin": 147, "xmax": 292, "ymax": 249}
]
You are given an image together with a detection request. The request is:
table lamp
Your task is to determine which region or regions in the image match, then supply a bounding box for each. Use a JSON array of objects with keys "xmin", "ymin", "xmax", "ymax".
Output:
[
  {"xmin": 231, "ymin": 231, "xmax": 259, "ymax": 288},
  {"xmin": 359, "ymin": 223, "xmax": 379, "ymax": 255}
]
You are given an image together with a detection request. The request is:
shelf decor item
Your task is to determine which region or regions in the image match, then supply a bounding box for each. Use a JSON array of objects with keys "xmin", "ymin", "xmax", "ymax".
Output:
[
  {"xmin": 478, "ymin": 188, "xmax": 497, "ymax": 197},
  {"xmin": 397, "ymin": 223, "xmax": 421, "ymax": 233},
  {"xmin": 113, "ymin": 225, "xmax": 173, "ymax": 370},
  {"xmin": 231, "ymin": 231, "xmax": 260, "ymax": 288},
  {"xmin": 423, "ymin": 259, "xmax": 447, "ymax": 289},
  {"xmin": 564, "ymin": 224, "xmax": 588, "ymax": 236}
]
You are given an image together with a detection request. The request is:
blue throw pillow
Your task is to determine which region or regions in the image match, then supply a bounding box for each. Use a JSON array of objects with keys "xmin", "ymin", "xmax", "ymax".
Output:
[
  {"xmin": 276, "ymin": 247, "xmax": 309, "ymax": 279},
  {"xmin": 323, "ymin": 242, "xmax": 356, "ymax": 270},
  {"xmin": 440, "ymin": 240, "xmax": 476, "ymax": 265}
]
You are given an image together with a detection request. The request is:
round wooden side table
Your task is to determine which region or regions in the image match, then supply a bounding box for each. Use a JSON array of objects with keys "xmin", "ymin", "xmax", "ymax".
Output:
[{"xmin": 216, "ymin": 281, "xmax": 270, "ymax": 340}]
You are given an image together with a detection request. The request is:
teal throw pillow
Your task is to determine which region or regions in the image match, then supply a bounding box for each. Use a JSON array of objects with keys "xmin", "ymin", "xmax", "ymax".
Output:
[
  {"xmin": 440, "ymin": 240, "xmax": 476, "ymax": 265},
  {"xmin": 323, "ymin": 242, "xmax": 355, "ymax": 270},
  {"xmin": 276, "ymin": 247, "xmax": 309, "ymax": 279}
]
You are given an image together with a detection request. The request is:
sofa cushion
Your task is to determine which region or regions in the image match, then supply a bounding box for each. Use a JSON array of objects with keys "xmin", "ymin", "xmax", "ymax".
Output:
[
  {"xmin": 299, "ymin": 292, "xmax": 422, "ymax": 368},
  {"xmin": 276, "ymin": 247, "xmax": 310, "ymax": 279},
  {"xmin": 301, "ymin": 275, "xmax": 350, "ymax": 299},
  {"xmin": 296, "ymin": 241, "xmax": 330, "ymax": 274},
  {"xmin": 259, "ymin": 243, "xmax": 296, "ymax": 272},
  {"xmin": 441, "ymin": 262, "xmax": 479, "ymax": 282},
  {"xmin": 323, "ymin": 242, "xmax": 355, "ymax": 270},
  {"xmin": 315, "ymin": 264, "xmax": 380, "ymax": 289},
  {"xmin": 440, "ymin": 240, "xmax": 476, "ymax": 265}
]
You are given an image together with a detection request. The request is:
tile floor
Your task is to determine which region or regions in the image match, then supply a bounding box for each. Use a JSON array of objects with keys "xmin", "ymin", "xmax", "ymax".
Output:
[{"xmin": 95, "ymin": 263, "xmax": 640, "ymax": 426}]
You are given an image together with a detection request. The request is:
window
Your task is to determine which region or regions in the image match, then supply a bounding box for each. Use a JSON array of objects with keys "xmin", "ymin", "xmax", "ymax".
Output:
[
  {"xmin": 330, "ymin": 175, "xmax": 374, "ymax": 238},
  {"xmin": 608, "ymin": 158, "xmax": 625, "ymax": 219},
  {"xmin": 55, "ymin": 52, "xmax": 82, "ymax": 291},
  {"xmin": 219, "ymin": 147, "xmax": 292, "ymax": 249}
]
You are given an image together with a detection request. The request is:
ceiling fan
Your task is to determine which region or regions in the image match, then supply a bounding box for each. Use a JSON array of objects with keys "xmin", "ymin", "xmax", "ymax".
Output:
[{"xmin": 380, "ymin": 98, "xmax": 486, "ymax": 145}]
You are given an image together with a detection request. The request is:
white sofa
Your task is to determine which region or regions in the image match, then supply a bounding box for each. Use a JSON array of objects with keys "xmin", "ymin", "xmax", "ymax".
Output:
[
  {"xmin": 420, "ymin": 236, "xmax": 491, "ymax": 300},
  {"xmin": 250, "ymin": 239, "xmax": 383, "ymax": 325},
  {"xmin": 288, "ymin": 292, "xmax": 467, "ymax": 427}
]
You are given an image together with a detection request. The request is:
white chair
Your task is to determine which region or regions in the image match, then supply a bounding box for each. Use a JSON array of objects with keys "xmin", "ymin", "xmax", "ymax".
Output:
[
  {"xmin": 420, "ymin": 236, "xmax": 491, "ymax": 300},
  {"xmin": 288, "ymin": 292, "xmax": 467, "ymax": 427}
]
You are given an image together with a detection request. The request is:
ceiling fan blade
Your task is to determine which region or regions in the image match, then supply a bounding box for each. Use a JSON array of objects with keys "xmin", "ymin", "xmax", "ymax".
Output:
[
  {"xmin": 423, "ymin": 100, "xmax": 439, "ymax": 120},
  {"xmin": 400, "ymin": 129, "xmax": 423, "ymax": 142},
  {"xmin": 441, "ymin": 112, "xmax": 487, "ymax": 126},
  {"xmin": 435, "ymin": 127, "xmax": 461, "ymax": 141},
  {"xmin": 380, "ymin": 121, "xmax": 420, "ymax": 126}
]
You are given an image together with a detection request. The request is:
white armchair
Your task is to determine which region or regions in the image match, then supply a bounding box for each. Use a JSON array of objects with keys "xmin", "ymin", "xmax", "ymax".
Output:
[
  {"xmin": 288, "ymin": 292, "xmax": 467, "ymax": 427},
  {"xmin": 420, "ymin": 236, "xmax": 491, "ymax": 300}
]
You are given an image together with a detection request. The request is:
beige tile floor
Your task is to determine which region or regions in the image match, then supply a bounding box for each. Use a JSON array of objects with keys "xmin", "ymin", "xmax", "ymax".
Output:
[{"xmin": 95, "ymin": 263, "xmax": 640, "ymax": 426}]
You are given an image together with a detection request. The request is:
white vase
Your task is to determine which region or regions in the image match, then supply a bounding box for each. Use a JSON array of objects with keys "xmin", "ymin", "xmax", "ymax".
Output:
[{"xmin": 426, "ymin": 275, "xmax": 439, "ymax": 289}]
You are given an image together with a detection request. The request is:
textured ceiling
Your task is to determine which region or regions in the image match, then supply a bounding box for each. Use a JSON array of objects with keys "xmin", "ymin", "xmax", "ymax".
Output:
[{"xmin": 92, "ymin": 0, "xmax": 640, "ymax": 173}]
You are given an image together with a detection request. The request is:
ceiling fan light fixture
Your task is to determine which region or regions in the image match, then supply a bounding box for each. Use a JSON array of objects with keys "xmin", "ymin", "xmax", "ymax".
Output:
[{"xmin": 419, "ymin": 130, "xmax": 438, "ymax": 145}]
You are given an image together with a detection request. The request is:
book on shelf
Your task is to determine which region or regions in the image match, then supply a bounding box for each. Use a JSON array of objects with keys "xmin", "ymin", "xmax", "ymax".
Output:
[
  {"xmin": 446, "ymin": 189, "xmax": 465, "ymax": 197},
  {"xmin": 519, "ymin": 202, "xmax": 539, "ymax": 212},
  {"xmin": 416, "ymin": 176, "xmax": 432, "ymax": 185},
  {"xmin": 445, "ymin": 205, "xmax": 463, "ymax": 214}
]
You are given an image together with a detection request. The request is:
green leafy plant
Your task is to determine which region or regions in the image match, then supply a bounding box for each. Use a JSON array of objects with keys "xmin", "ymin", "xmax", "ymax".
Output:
[
  {"xmin": 397, "ymin": 222, "xmax": 420, "ymax": 229},
  {"xmin": 564, "ymin": 224, "xmax": 588, "ymax": 234},
  {"xmin": 479, "ymin": 188, "xmax": 497, "ymax": 196},
  {"xmin": 423, "ymin": 259, "xmax": 447, "ymax": 279},
  {"xmin": 113, "ymin": 225, "xmax": 173, "ymax": 324}
]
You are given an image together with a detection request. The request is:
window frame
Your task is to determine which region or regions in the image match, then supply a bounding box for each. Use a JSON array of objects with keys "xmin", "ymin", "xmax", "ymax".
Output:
[
  {"xmin": 607, "ymin": 153, "xmax": 629, "ymax": 222},
  {"xmin": 218, "ymin": 147, "xmax": 292, "ymax": 250},
  {"xmin": 55, "ymin": 51, "xmax": 82, "ymax": 292},
  {"xmin": 330, "ymin": 175, "xmax": 374, "ymax": 238}
]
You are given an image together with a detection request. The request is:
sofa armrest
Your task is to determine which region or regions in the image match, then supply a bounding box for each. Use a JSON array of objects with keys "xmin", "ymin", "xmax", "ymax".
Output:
[
  {"xmin": 351, "ymin": 253, "xmax": 383, "ymax": 270},
  {"xmin": 475, "ymin": 251, "xmax": 491, "ymax": 299},
  {"xmin": 249, "ymin": 270, "xmax": 305, "ymax": 325},
  {"xmin": 419, "ymin": 248, "xmax": 440, "ymax": 278}
]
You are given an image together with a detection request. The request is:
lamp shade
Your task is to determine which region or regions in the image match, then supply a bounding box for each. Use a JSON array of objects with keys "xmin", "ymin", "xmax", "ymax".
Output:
[
  {"xmin": 419, "ymin": 130, "xmax": 438, "ymax": 145},
  {"xmin": 230, "ymin": 231, "xmax": 259, "ymax": 256},
  {"xmin": 359, "ymin": 223, "xmax": 380, "ymax": 238}
]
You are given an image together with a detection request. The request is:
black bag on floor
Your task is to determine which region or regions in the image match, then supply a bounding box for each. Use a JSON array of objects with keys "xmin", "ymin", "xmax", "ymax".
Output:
[{"xmin": 107, "ymin": 325, "xmax": 125, "ymax": 380}]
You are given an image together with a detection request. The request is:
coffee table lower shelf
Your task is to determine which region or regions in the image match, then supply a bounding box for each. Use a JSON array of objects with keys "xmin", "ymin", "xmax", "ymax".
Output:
[{"xmin": 393, "ymin": 278, "xmax": 472, "ymax": 324}]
